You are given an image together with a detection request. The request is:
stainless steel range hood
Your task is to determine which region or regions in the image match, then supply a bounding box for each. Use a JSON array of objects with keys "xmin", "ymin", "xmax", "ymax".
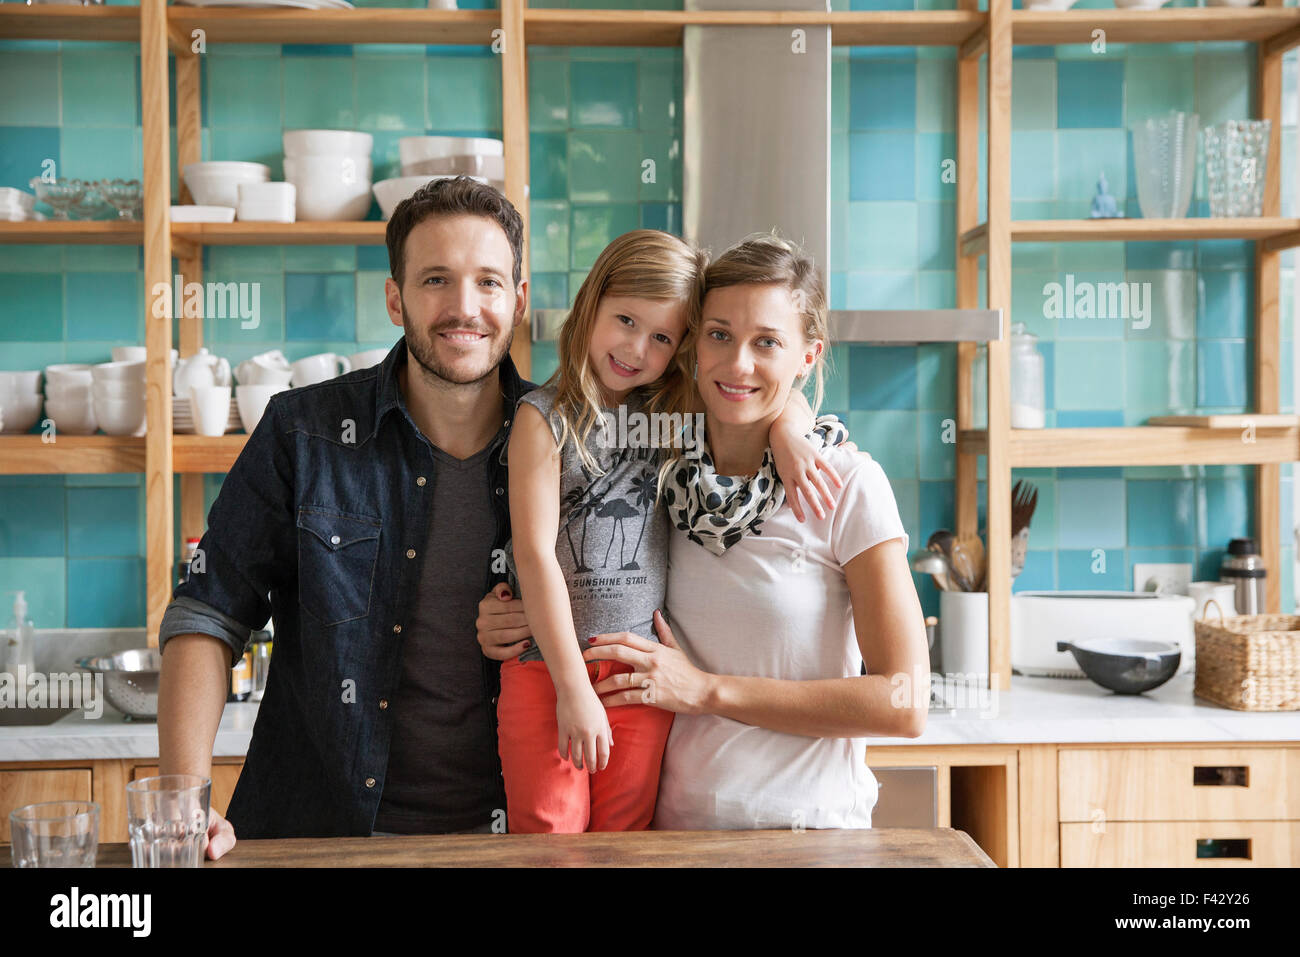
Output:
[{"xmin": 533, "ymin": 0, "xmax": 1002, "ymax": 346}]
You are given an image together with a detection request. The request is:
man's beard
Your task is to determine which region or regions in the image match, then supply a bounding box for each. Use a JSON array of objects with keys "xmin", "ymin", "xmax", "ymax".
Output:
[{"xmin": 399, "ymin": 291, "xmax": 513, "ymax": 387}]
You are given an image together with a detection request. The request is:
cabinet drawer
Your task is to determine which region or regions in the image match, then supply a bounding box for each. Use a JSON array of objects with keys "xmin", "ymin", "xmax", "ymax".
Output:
[
  {"xmin": 0, "ymin": 770, "xmax": 93, "ymax": 843},
  {"xmin": 1061, "ymin": 821, "xmax": 1300, "ymax": 867},
  {"xmin": 1059, "ymin": 748, "xmax": 1300, "ymax": 823},
  {"xmin": 131, "ymin": 763, "xmax": 243, "ymax": 817}
]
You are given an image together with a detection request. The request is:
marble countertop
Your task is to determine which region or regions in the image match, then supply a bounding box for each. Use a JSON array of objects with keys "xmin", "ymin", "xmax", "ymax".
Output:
[{"xmin": 3, "ymin": 673, "xmax": 1298, "ymax": 763}]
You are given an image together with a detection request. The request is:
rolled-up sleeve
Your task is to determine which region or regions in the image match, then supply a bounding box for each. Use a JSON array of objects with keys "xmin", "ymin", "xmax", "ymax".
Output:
[{"xmin": 163, "ymin": 394, "xmax": 296, "ymax": 652}]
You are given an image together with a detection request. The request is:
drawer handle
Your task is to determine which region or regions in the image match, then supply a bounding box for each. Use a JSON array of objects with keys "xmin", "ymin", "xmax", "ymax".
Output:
[
  {"xmin": 1196, "ymin": 839, "xmax": 1251, "ymax": 860},
  {"xmin": 1192, "ymin": 765, "xmax": 1249, "ymax": 787}
]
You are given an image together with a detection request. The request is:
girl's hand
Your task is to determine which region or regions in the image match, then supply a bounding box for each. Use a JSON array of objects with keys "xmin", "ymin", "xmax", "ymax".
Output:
[
  {"xmin": 555, "ymin": 686, "xmax": 613, "ymax": 773},
  {"xmin": 769, "ymin": 418, "xmax": 843, "ymax": 523},
  {"xmin": 585, "ymin": 610, "xmax": 714, "ymax": 715}
]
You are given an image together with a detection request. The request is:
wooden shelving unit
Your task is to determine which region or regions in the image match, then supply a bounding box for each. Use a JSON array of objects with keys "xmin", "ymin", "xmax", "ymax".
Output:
[{"xmin": 1, "ymin": 1, "xmax": 1297, "ymax": 659}]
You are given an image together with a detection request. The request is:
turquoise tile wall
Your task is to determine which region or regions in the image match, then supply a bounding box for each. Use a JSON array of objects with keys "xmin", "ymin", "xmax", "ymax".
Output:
[{"xmin": 0, "ymin": 3, "xmax": 1297, "ymax": 627}]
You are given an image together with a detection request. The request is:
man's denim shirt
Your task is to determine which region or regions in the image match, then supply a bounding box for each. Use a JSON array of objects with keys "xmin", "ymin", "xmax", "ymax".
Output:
[{"xmin": 159, "ymin": 338, "xmax": 534, "ymax": 839}]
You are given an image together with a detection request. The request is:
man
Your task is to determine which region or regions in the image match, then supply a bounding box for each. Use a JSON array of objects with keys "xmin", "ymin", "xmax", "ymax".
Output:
[{"xmin": 158, "ymin": 176, "xmax": 537, "ymax": 857}]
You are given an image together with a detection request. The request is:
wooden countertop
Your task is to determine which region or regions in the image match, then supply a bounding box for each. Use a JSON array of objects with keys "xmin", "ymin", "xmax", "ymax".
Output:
[{"xmin": 80, "ymin": 828, "xmax": 993, "ymax": 868}]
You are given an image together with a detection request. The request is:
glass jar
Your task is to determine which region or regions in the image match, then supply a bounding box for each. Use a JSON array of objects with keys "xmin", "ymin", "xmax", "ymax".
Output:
[{"xmin": 971, "ymin": 323, "xmax": 1046, "ymax": 429}]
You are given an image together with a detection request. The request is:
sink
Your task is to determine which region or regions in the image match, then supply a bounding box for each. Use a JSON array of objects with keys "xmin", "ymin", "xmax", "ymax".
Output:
[{"xmin": 0, "ymin": 707, "xmax": 77, "ymax": 727}]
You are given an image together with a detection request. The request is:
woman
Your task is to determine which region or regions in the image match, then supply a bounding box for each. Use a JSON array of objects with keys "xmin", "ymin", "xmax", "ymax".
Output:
[{"xmin": 579, "ymin": 233, "xmax": 930, "ymax": 829}]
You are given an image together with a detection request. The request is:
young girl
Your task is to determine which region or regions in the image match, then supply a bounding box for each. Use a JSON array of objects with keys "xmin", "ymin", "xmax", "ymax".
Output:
[{"xmin": 499, "ymin": 229, "xmax": 846, "ymax": 833}]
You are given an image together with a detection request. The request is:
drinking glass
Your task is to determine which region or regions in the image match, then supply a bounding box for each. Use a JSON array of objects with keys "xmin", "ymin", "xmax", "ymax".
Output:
[
  {"xmin": 126, "ymin": 774, "xmax": 211, "ymax": 868},
  {"xmin": 1131, "ymin": 111, "xmax": 1198, "ymax": 219},
  {"xmin": 9, "ymin": 801, "xmax": 100, "ymax": 868},
  {"xmin": 1204, "ymin": 120, "xmax": 1271, "ymax": 217}
]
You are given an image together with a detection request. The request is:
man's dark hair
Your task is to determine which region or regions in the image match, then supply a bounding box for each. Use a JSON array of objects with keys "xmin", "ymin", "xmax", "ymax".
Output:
[{"xmin": 385, "ymin": 175, "xmax": 524, "ymax": 291}]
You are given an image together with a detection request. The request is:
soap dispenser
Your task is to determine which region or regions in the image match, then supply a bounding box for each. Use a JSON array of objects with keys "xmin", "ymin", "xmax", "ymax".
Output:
[{"xmin": 3, "ymin": 591, "xmax": 36, "ymax": 683}]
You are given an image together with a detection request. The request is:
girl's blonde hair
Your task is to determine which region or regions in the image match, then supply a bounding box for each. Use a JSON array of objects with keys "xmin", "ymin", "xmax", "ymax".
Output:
[{"xmin": 548, "ymin": 229, "xmax": 708, "ymax": 475}]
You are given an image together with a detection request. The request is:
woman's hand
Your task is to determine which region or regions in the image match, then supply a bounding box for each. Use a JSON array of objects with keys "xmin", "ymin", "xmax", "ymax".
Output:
[
  {"xmin": 585, "ymin": 610, "xmax": 714, "ymax": 715},
  {"xmin": 555, "ymin": 686, "xmax": 613, "ymax": 773},
  {"xmin": 769, "ymin": 419, "xmax": 844, "ymax": 523}
]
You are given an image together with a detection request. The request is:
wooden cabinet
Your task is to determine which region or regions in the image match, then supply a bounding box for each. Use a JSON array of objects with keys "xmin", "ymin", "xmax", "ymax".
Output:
[
  {"xmin": 0, "ymin": 768, "xmax": 93, "ymax": 842},
  {"xmin": 0, "ymin": 759, "xmax": 245, "ymax": 844},
  {"xmin": 1055, "ymin": 745, "xmax": 1300, "ymax": 868}
]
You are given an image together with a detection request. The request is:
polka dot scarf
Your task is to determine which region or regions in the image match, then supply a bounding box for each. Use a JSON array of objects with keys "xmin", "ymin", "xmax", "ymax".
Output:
[{"xmin": 662, "ymin": 415, "xmax": 850, "ymax": 556}]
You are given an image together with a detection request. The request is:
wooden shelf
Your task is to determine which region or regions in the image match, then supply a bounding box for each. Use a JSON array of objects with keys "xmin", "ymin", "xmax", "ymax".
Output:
[
  {"xmin": 1013, "ymin": 8, "xmax": 1300, "ymax": 51},
  {"xmin": 166, "ymin": 8, "xmax": 498, "ymax": 47},
  {"xmin": 0, "ymin": 433, "xmax": 248, "ymax": 475},
  {"xmin": 960, "ymin": 218, "xmax": 1300, "ymax": 256},
  {"xmin": 524, "ymin": 9, "xmax": 983, "ymax": 47},
  {"xmin": 171, "ymin": 221, "xmax": 387, "ymax": 247},
  {"xmin": 173, "ymin": 433, "xmax": 247, "ymax": 472},
  {"xmin": 959, "ymin": 427, "xmax": 1300, "ymax": 469},
  {"xmin": 0, "ymin": 5, "xmax": 140, "ymax": 43},
  {"xmin": 0, "ymin": 221, "xmax": 143, "ymax": 245}
]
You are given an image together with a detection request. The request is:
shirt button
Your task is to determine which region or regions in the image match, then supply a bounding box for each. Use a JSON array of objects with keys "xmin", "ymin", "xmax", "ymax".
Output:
[
  {"xmin": 379, "ymin": 699, "xmax": 389, "ymax": 710},
  {"xmin": 491, "ymin": 696, "xmax": 498, "ymax": 705},
  {"xmin": 365, "ymin": 777, "xmax": 376, "ymax": 788},
  {"xmin": 406, "ymin": 548, "xmax": 416, "ymax": 559},
  {"xmin": 330, "ymin": 535, "xmax": 341, "ymax": 545},
  {"xmin": 392, "ymin": 624, "xmax": 402, "ymax": 634},
  {"xmin": 503, "ymin": 418, "xmax": 510, "ymax": 428},
  {"xmin": 416, "ymin": 476, "xmax": 426, "ymax": 487},
  {"xmin": 495, "ymin": 487, "xmax": 504, "ymax": 496}
]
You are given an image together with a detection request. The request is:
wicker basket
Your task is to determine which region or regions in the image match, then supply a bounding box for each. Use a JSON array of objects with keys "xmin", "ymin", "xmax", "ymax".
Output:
[{"xmin": 1193, "ymin": 599, "xmax": 1300, "ymax": 711}]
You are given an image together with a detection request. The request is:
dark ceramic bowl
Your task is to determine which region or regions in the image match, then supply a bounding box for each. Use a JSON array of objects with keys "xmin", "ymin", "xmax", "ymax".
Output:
[{"xmin": 1055, "ymin": 638, "xmax": 1181, "ymax": 695}]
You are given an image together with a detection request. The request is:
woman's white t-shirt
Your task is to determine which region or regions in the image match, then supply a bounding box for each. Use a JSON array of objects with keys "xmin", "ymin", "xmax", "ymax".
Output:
[{"xmin": 653, "ymin": 445, "xmax": 909, "ymax": 830}]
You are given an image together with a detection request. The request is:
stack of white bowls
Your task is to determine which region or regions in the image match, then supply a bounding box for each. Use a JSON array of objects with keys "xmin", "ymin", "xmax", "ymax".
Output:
[
  {"xmin": 237, "ymin": 182, "xmax": 297, "ymax": 223},
  {"xmin": 0, "ymin": 371, "xmax": 44, "ymax": 434},
  {"xmin": 91, "ymin": 360, "xmax": 147, "ymax": 436},
  {"xmin": 0, "ymin": 187, "xmax": 38, "ymax": 223},
  {"xmin": 182, "ymin": 161, "xmax": 272, "ymax": 211},
  {"xmin": 43, "ymin": 364, "xmax": 96, "ymax": 435},
  {"xmin": 284, "ymin": 130, "xmax": 373, "ymax": 221},
  {"xmin": 398, "ymin": 136, "xmax": 504, "ymax": 182}
]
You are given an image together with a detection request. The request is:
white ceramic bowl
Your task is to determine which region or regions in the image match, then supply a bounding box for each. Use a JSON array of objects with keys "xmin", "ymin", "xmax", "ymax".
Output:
[
  {"xmin": 236, "ymin": 182, "xmax": 296, "ymax": 222},
  {"xmin": 92, "ymin": 360, "xmax": 146, "ymax": 383},
  {"xmin": 0, "ymin": 392, "xmax": 43, "ymax": 433},
  {"xmin": 171, "ymin": 204, "xmax": 237, "ymax": 224},
  {"xmin": 92, "ymin": 379, "xmax": 145, "ymax": 401},
  {"xmin": 43, "ymin": 397, "xmax": 97, "ymax": 435},
  {"xmin": 283, "ymin": 130, "xmax": 374, "ymax": 159},
  {"xmin": 236, "ymin": 384, "xmax": 288, "ymax": 433},
  {"xmin": 45, "ymin": 363, "xmax": 93, "ymax": 383},
  {"xmin": 95, "ymin": 401, "xmax": 146, "ymax": 436},
  {"xmin": 1112, "ymin": 0, "xmax": 1170, "ymax": 7},
  {"xmin": 284, "ymin": 156, "xmax": 373, "ymax": 221},
  {"xmin": 373, "ymin": 176, "xmax": 445, "ymax": 220},
  {"xmin": 0, "ymin": 370, "xmax": 42, "ymax": 394},
  {"xmin": 401, "ymin": 154, "xmax": 506, "ymax": 180},
  {"xmin": 183, "ymin": 162, "xmax": 271, "ymax": 208},
  {"xmin": 398, "ymin": 136, "xmax": 503, "ymax": 170},
  {"xmin": 46, "ymin": 380, "xmax": 93, "ymax": 403},
  {"xmin": 111, "ymin": 346, "xmax": 146, "ymax": 363}
]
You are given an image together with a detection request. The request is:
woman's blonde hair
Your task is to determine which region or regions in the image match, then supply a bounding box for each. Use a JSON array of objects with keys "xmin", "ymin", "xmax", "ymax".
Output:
[{"xmin": 548, "ymin": 229, "xmax": 708, "ymax": 475}]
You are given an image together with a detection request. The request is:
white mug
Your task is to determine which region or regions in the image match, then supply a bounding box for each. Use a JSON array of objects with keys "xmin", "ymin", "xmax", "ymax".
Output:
[
  {"xmin": 236, "ymin": 384, "xmax": 288, "ymax": 433},
  {"xmin": 347, "ymin": 348, "xmax": 389, "ymax": 371},
  {"xmin": 190, "ymin": 385, "xmax": 232, "ymax": 437},
  {"xmin": 291, "ymin": 353, "xmax": 352, "ymax": 387}
]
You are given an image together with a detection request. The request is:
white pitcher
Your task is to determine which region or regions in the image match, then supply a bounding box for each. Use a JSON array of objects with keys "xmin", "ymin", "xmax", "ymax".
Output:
[{"xmin": 174, "ymin": 348, "xmax": 232, "ymax": 397}]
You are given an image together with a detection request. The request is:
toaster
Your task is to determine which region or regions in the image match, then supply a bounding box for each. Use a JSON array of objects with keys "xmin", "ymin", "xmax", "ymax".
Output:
[{"xmin": 1011, "ymin": 590, "xmax": 1197, "ymax": 678}]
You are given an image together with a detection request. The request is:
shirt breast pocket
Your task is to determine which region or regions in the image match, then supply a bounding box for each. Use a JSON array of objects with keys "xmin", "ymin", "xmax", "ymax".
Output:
[{"xmin": 297, "ymin": 506, "xmax": 383, "ymax": 627}]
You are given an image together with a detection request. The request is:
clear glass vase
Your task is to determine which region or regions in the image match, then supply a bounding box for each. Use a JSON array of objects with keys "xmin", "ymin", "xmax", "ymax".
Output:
[{"xmin": 1131, "ymin": 111, "xmax": 1199, "ymax": 219}]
